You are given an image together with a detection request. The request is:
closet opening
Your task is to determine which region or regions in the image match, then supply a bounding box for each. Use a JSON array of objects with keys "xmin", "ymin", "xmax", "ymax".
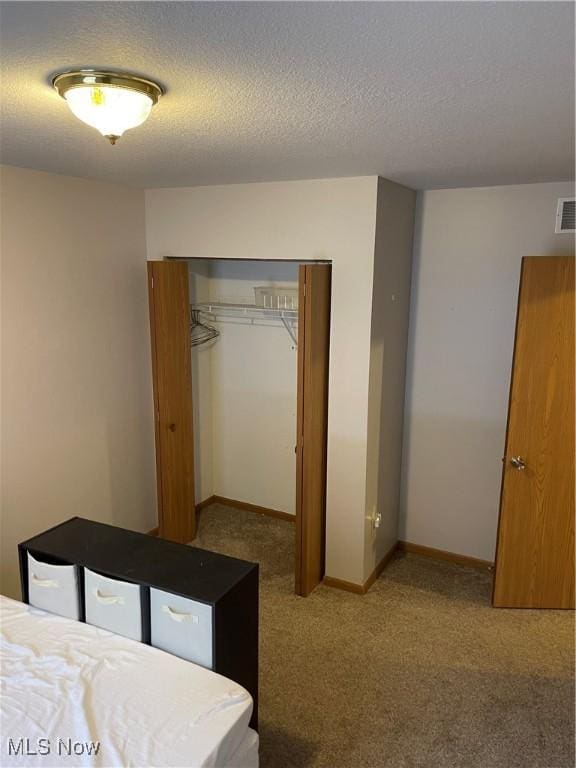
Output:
[{"xmin": 147, "ymin": 258, "xmax": 331, "ymax": 596}]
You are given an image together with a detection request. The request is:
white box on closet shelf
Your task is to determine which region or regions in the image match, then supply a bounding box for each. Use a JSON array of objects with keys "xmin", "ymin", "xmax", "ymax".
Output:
[{"xmin": 254, "ymin": 286, "xmax": 298, "ymax": 310}]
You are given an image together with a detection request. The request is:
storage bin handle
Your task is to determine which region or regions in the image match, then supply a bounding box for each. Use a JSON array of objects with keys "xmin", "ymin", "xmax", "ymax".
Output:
[
  {"xmin": 162, "ymin": 604, "xmax": 193, "ymax": 623},
  {"xmin": 93, "ymin": 589, "xmax": 125, "ymax": 606},
  {"xmin": 31, "ymin": 573, "xmax": 59, "ymax": 588}
]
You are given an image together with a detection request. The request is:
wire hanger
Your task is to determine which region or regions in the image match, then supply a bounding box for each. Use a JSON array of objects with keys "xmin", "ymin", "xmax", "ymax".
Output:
[{"xmin": 190, "ymin": 309, "xmax": 220, "ymax": 347}]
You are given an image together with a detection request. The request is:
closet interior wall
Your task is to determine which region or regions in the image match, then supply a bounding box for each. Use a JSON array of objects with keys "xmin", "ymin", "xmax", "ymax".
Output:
[{"xmin": 188, "ymin": 259, "xmax": 299, "ymax": 515}]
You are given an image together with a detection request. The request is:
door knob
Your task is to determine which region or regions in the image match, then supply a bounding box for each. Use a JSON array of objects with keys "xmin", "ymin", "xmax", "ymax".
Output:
[
  {"xmin": 510, "ymin": 456, "xmax": 526, "ymax": 470},
  {"xmin": 168, "ymin": 423, "xmax": 177, "ymax": 432}
]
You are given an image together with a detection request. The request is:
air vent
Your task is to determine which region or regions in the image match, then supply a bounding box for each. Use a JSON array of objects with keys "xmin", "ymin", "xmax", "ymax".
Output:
[{"xmin": 555, "ymin": 198, "xmax": 575, "ymax": 233}]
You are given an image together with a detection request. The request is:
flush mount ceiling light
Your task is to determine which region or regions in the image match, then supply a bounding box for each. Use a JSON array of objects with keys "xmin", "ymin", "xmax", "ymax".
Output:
[{"xmin": 52, "ymin": 69, "xmax": 163, "ymax": 145}]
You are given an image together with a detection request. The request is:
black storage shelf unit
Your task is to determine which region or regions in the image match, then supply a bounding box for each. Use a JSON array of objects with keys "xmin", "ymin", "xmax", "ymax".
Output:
[{"xmin": 19, "ymin": 517, "xmax": 259, "ymax": 729}]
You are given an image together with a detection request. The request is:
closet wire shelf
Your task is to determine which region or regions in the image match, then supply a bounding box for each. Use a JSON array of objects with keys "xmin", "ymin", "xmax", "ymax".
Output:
[{"xmin": 191, "ymin": 302, "xmax": 298, "ymax": 346}]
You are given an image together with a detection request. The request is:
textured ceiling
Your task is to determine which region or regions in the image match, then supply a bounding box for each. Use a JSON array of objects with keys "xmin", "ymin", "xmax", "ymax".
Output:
[{"xmin": 0, "ymin": 1, "xmax": 574, "ymax": 189}]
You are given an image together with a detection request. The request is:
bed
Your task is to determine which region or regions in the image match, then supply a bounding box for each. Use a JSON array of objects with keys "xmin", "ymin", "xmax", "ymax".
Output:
[{"xmin": 0, "ymin": 596, "xmax": 259, "ymax": 767}]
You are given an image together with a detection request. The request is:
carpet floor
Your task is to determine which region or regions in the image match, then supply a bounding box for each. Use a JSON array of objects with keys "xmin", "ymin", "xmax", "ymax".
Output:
[{"xmin": 191, "ymin": 503, "xmax": 574, "ymax": 768}]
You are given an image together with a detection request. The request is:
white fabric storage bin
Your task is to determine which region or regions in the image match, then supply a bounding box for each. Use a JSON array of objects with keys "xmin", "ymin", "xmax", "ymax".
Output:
[
  {"xmin": 150, "ymin": 588, "xmax": 213, "ymax": 669},
  {"xmin": 27, "ymin": 552, "xmax": 80, "ymax": 620},
  {"xmin": 84, "ymin": 568, "xmax": 143, "ymax": 642}
]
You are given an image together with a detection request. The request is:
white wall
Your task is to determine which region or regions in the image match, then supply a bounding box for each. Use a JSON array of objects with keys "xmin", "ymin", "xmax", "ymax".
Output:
[
  {"xmin": 364, "ymin": 178, "xmax": 416, "ymax": 581},
  {"xmin": 189, "ymin": 259, "xmax": 298, "ymax": 513},
  {"xmin": 1, "ymin": 166, "xmax": 157, "ymax": 599},
  {"xmin": 188, "ymin": 260, "xmax": 214, "ymax": 503},
  {"xmin": 401, "ymin": 181, "xmax": 575, "ymax": 561},
  {"xmin": 146, "ymin": 178, "xmax": 378, "ymax": 584}
]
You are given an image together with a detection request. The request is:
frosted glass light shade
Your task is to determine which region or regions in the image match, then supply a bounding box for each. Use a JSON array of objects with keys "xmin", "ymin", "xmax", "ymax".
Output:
[
  {"xmin": 53, "ymin": 70, "xmax": 163, "ymax": 144},
  {"xmin": 65, "ymin": 86, "xmax": 153, "ymax": 140}
]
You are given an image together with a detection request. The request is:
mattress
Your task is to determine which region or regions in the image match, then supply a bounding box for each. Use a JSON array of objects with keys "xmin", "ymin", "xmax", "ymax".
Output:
[{"xmin": 0, "ymin": 596, "xmax": 258, "ymax": 767}]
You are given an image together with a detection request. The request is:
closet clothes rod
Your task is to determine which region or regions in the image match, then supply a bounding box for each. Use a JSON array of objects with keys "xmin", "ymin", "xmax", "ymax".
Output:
[{"xmin": 191, "ymin": 302, "xmax": 298, "ymax": 346}]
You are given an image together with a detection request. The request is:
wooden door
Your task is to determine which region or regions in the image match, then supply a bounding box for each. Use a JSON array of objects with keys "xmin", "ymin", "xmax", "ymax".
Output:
[
  {"xmin": 493, "ymin": 256, "xmax": 575, "ymax": 608},
  {"xmin": 148, "ymin": 261, "xmax": 196, "ymax": 543},
  {"xmin": 295, "ymin": 264, "xmax": 332, "ymax": 596}
]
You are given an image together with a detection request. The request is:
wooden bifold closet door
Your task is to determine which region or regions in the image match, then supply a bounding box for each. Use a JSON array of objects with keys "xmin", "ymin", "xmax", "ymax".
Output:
[
  {"xmin": 493, "ymin": 256, "xmax": 575, "ymax": 609},
  {"xmin": 148, "ymin": 261, "xmax": 196, "ymax": 543},
  {"xmin": 295, "ymin": 264, "xmax": 331, "ymax": 597}
]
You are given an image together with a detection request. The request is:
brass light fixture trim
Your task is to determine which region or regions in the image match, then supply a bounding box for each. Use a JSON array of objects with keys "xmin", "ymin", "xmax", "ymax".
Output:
[{"xmin": 52, "ymin": 70, "xmax": 163, "ymax": 103}]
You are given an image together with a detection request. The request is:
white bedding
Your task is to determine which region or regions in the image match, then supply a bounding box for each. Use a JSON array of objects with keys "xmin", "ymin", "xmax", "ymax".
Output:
[{"xmin": 0, "ymin": 596, "xmax": 258, "ymax": 768}]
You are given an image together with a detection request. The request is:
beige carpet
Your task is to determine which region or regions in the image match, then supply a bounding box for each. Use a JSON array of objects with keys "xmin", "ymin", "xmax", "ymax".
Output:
[{"xmin": 191, "ymin": 503, "xmax": 574, "ymax": 768}]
